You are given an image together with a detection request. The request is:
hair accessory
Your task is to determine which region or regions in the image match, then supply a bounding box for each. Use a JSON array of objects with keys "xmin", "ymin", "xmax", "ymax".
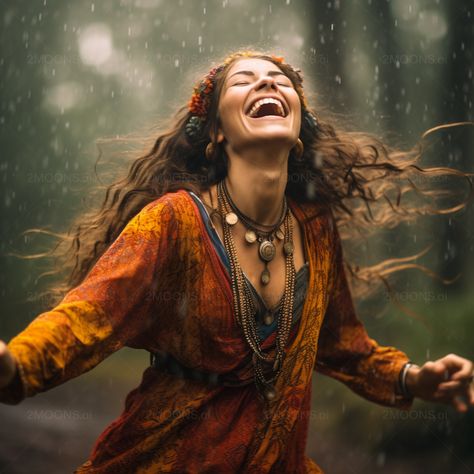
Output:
[
  {"xmin": 184, "ymin": 115, "xmax": 205, "ymax": 139},
  {"xmin": 270, "ymin": 55, "xmax": 285, "ymax": 64},
  {"xmin": 188, "ymin": 64, "xmax": 227, "ymax": 118},
  {"xmin": 185, "ymin": 63, "xmax": 227, "ymax": 141}
]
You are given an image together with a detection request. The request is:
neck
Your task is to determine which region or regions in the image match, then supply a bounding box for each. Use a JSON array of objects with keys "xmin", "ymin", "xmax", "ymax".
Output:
[{"xmin": 223, "ymin": 144, "xmax": 289, "ymax": 225}]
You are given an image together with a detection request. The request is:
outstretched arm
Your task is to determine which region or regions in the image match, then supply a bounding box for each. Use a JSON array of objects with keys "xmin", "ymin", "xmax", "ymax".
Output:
[
  {"xmin": 315, "ymin": 216, "xmax": 474, "ymax": 413},
  {"xmin": 0, "ymin": 196, "xmax": 178, "ymax": 405},
  {"xmin": 314, "ymin": 217, "xmax": 414, "ymax": 410}
]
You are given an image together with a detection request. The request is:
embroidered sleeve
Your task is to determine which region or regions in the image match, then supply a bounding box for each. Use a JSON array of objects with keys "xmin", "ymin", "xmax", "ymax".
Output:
[
  {"xmin": 0, "ymin": 197, "xmax": 177, "ymax": 405},
  {"xmin": 314, "ymin": 216, "xmax": 414, "ymax": 410}
]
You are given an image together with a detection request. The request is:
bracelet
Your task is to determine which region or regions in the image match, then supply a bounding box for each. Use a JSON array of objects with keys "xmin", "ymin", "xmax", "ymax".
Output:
[{"xmin": 399, "ymin": 362, "xmax": 419, "ymax": 398}]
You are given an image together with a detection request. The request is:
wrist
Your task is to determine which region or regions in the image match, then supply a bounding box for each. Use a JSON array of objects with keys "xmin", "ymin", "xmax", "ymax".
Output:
[
  {"xmin": 398, "ymin": 362, "xmax": 420, "ymax": 398},
  {"xmin": 404, "ymin": 363, "xmax": 420, "ymax": 398}
]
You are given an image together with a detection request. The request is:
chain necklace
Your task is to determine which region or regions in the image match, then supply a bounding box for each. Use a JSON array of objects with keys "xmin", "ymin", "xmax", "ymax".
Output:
[
  {"xmin": 221, "ymin": 179, "xmax": 288, "ymax": 287},
  {"xmin": 216, "ymin": 179, "xmax": 296, "ymax": 403}
]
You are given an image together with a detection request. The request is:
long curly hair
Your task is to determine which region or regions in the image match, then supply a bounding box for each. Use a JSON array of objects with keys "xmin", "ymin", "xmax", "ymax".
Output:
[{"xmin": 17, "ymin": 49, "xmax": 473, "ymax": 314}]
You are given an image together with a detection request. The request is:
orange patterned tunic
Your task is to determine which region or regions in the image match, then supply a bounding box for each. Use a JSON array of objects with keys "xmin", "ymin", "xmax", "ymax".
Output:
[{"xmin": 0, "ymin": 189, "xmax": 414, "ymax": 473}]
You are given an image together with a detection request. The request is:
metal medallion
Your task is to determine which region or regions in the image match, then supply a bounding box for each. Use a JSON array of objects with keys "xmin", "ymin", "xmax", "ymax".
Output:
[
  {"xmin": 260, "ymin": 268, "xmax": 270, "ymax": 285},
  {"xmin": 225, "ymin": 212, "xmax": 238, "ymax": 225},
  {"xmin": 245, "ymin": 229, "xmax": 257, "ymax": 243},
  {"xmin": 283, "ymin": 241, "xmax": 294, "ymax": 256},
  {"xmin": 263, "ymin": 312, "xmax": 274, "ymax": 325},
  {"xmin": 263, "ymin": 385, "xmax": 277, "ymax": 401},
  {"xmin": 259, "ymin": 240, "xmax": 276, "ymax": 261}
]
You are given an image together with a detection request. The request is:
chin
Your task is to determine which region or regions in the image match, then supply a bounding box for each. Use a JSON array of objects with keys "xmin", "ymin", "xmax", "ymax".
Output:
[{"xmin": 250, "ymin": 130, "xmax": 298, "ymax": 145}]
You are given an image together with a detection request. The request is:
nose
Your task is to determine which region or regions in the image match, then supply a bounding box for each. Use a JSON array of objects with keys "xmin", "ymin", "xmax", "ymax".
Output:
[{"xmin": 254, "ymin": 75, "xmax": 278, "ymax": 92}]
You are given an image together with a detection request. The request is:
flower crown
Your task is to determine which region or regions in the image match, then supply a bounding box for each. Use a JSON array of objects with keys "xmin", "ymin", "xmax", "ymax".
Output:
[{"xmin": 184, "ymin": 53, "xmax": 318, "ymax": 141}]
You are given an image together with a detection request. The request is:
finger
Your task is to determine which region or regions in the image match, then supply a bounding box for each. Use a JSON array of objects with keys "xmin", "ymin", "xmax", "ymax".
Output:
[
  {"xmin": 452, "ymin": 395, "xmax": 469, "ymax": 413},
  {"xmin": 434, "ymin": 380, "xmax": 470, "ymax": 396},
  {"xmin": 440, "ymin": 354, "xmax": 473, "ymax": 379},
  {"xmin": 469, "ymin": 385, "xmax": 474, "ymax": 406},
  {"xmin": 438, "ymin": 380, "xmax": 464, "ymax": 392},
  {"xmin": 434, "ymin": 391, "xmax": 454, "ymax": 404}
]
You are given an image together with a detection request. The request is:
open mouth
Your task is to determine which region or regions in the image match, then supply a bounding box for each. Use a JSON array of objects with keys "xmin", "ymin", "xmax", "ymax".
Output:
[{"xmin": 246, "ymin": 97, "xmax": 288, "ymax": 118}]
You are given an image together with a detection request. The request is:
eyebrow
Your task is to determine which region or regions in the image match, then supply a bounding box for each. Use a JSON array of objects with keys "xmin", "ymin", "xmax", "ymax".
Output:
[{"xmin": 227, "ymin": 70, "xmax": 287, "ymax": 80}]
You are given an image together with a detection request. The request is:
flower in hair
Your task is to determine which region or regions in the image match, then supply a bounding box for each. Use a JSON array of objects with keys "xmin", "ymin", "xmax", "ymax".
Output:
[{"xmin": 188, "ymin": 64, "xmax": 226, "ymax": 118}]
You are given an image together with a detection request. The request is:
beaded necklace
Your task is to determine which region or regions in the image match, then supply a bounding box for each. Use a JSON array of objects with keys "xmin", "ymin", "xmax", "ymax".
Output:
[{"xmin": 216, "ymin": 179, "xmax": 296, "ymax": 403}]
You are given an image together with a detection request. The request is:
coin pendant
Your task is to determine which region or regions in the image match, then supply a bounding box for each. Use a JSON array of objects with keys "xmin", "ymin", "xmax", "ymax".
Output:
[
  {"xmin": 259, "ymin": 240, "xmax": 276, "ymax": 261},
  {"xmin": 260, "ymin": 268, "xmax": 270, "ymax": 285},
  {"xmin": 263, "ymin": 312, "xmax": 274, "ymax": 325},
  {"xmin": 283, "ymin": 241, "xmax": 294, "ymax": 256},
  {"xmin": 263, "ymin": 385, "xmax": 277, "ymax": 401},
  {"xmin": 245, "ymin": 229, "xmax": 257, "ymax": 243},
  {"xmin": 225, "ymin": 212, "xmax": 238, "ymax": 225}
]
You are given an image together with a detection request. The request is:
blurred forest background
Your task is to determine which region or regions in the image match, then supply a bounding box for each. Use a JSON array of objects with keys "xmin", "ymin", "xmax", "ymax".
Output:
[{"xmin": 0, "ymin": 0, "xmax": 473, "ymax": 473}]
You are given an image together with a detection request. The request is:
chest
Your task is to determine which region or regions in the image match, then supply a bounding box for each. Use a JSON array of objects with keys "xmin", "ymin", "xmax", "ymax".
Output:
[
  {"xmin": 213, "ymin": 213, "xmax": 307, "ymax": 311},
  {"xmin": 150, "ymin": 191, "xmax": 332, "ymax": 371}
]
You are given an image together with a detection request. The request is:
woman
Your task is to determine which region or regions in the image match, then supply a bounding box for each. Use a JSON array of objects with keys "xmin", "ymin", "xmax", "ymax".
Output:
[{"xmin": 0, "ymin": 50, "xmax": 473, "ymax": 473}]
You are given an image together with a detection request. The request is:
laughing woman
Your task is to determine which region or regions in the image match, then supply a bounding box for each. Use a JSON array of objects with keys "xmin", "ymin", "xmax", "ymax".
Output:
[{"xmin": 0, "ymin": 50, "xmax": 473, "ymax": 473}]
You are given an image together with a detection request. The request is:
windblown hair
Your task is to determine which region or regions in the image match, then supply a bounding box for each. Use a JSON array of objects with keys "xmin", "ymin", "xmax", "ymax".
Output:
[{"xmin": 19, "ymin": 49, "xmax": 473, "ymax": 313}]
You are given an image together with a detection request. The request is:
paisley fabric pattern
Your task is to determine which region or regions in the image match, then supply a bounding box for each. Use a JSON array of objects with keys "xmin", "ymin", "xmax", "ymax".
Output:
[{"xmin": 0, "ymin": 189, "xmax": 414, "ymax": 473}]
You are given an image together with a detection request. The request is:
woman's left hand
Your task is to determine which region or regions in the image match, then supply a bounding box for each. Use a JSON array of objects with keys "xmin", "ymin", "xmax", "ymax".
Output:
[{"xmin": 406, "ymin": 353, "xmax": 474, "ymax": 413}]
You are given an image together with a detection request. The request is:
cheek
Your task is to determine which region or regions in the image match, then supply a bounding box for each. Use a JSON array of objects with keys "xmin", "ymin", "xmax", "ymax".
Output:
[{"xmin": 218, "ymin": 97, "xmax": 245, "ymax": 132}]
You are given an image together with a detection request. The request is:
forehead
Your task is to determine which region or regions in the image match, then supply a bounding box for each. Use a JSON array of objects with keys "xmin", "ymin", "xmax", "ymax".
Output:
[{"xmin": 225, "ymin": 58, "xmax": 285, "ymax": 77}]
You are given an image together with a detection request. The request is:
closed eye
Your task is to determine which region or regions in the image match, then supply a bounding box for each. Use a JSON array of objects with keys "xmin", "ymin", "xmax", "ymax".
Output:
[{"xmin": 231, "ymin": 80, "xmax": 293, "ymax": 87}]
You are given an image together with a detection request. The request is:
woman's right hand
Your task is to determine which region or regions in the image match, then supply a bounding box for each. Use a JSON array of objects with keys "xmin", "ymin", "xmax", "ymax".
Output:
[{"xmin": 0, "ymin": 340, "xmax": 17, "ymax": 389}]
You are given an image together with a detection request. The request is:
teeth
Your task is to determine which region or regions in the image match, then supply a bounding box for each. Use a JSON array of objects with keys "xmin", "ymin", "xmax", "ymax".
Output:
[{"xmin": 248, "ymin": 97, "xmax": 285, "ymax": 118}]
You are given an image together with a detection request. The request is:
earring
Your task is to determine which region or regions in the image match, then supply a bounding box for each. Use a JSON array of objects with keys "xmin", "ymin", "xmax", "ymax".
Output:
[
  {"xmin": 303, "ymin": 110, "xmax": 319, "ymax": 133},
  {"xmin": 292, "ymin": 138, "xmax": 304, "ymax": 161},
  {"xmin": 205, "ymin": 142, "xmax": 216, "ymax": 160}
]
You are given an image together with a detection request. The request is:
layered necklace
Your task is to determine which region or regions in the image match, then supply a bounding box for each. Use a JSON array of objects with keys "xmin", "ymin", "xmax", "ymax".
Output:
[{"xmin": 216, "ymin": 179, "xmax": 296, "ymax": 403}]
